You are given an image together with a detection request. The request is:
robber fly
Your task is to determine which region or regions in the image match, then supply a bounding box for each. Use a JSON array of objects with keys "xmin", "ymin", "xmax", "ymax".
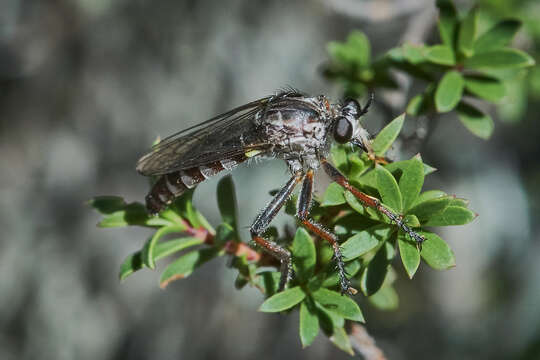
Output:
[{"xmin": 136, "ymin": 89, "xmax": 424, "ymax": 294}]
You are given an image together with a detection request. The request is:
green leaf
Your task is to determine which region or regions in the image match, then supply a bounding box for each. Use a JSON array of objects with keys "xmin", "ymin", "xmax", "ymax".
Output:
[
  {"xmin": 355, "ymin": 168, "xmax": 378, "ymax": 189},
  {"xmin": 155, "ymin": 238, "xmax": 203, "ymax": 259},
  {"xmin": 119, "ymin": 253, "xmax": 143, "ymax": 281},
  {"xmin": 425, "ymin": 45, "xmax": 455, "ymax": 66},
  {"xmin": 368, "ymin": 285, "xmax": 399, "ymax": 311},
  {"xmin": 423, "ymin": 162, "xmax": 437, "ymax": 176},
  {"xmin": 254, "ymin": 271, "xmax": 282, "ymax": 297},
  {"xmin": 315, "ymin": 302, "xmax": 345, "ymax": 331},
  {"xmin": 398, "ymin": 156, "xmax": 425, "ymax": 211},
  {"xmin": 456, "ymin": 102, "xmax": 494, "ymax": 139},
  {"xmin": 317, "ymin": 242, "xmax": 335, "ymax": 268},
  {"xmin": 327, "ymin": 30, "xmax": 371, "ymax": 67},
  {"xmin": 531, "ymin": 66, "xmax": 540, "ymax": 98},
  {"xmin": 435, "ymin": 71, "xmax": 464, "ymax": 113},
  {"xmin": 376, "ymin": 164, "xmax": 403, "ymax": 212},
  {"xmin": 341, "ymin": 225, "xmax": 392, "ymax": 261},
  {"xmin": 285, "ymin": 194, "xmax": 298, "ymax": 216},
  {"xmin": 436, "ymin": 0, "xmax": 458, "ymax": 48},
  {"xmin": 312, "ymin": 288, "xmax": 364, "ymax": 322},
  {"xmin": 231, "ymin": 254, "xmax": 255, "ymax": 282},
  {"xmin": 402, "ymin": 43, "xmax": 426, "ymax": 64},
  {"xmin": 421, "ymin": 232, "xmax": 456, "ymax": 270},
  {"xmin": 321, "ymin": 182, "xmax": 346, "ymax": 207},
  {"xmin": 292, "ymin": 228, "xmax": 316, "ymax": 283},
  {"xmin": 449, "ymin": 197, "xmax": 469, "ymax": 208},
  {"xmin": 157, "ymin": 207, "xmax": 185, "ymax": 226},
  {"xmin": 321, "ymin": 260, "xmax": 362, "ymax": 288},
  {"xmin": 458, "ymin": 6, "xmax": 477, "ymax": 57},
  {"xmin": 408, "ymin": 196, "xmax": 452, "ymax": 222},
  {"xmin": 383, "ymin": 241, "xmax": 395, "ymax": 260},
  {"xmin": 398, "ymin": 233, "xmax": 420, "ymax": 279},
  {"xmin": 119, "ymin": 237, "xmax": 204, "ymax": 280},
  {"xmin": 474, "ymin": 20, "xmax": 522, "ymax": 53},
  {"xmin": 299, "ymin": 301, "xmax": 319, "ymax": 347},
  {"xmin": 412, "ymin": 190, "xmax": 447, "ymax": 207},
  {"xmin": 423, "ymin": 206, "xmax": 477, "ymax": 226},
  {"xmin": 371, "ymin": 114, "xmax": 405, "ymax": 156},
  {"xmin": 259, "ymin": 286, "xmax": 306, "ymax": 312},
  {"xmin": 348, "ymin": 153, "xmax": 369, "ymax": 179},
  {"xmin": 331, "ymin": 145, "xmax": 349, "ymax": 173},
  {"xmin": 142, "ymin": 225, "xmax": 186, "ymax": 269},
  {"xmin": 498, "ymin": 77, "xmax": 527, "ymax": 123},
  {"xmin": 385, "ymin": 155, "xmax": 433, "ymax": 183},
  {"xmin": 235, "ymin": 275, "xmax": 249, "ymax": 290},
  {"xmin": 193, "ymin": 211, "xmax": 215, "ymax": 234},
  {"xmin": 403, "ymin": 214, "xmax": 420, "ymax": 228},
  {"xmin": 217, "ymin": 175, "xmax": 238, "ymax": 227},
  {"xmin": 334, "ymin": 212, "xmax": 379, "ymax": 235},
  {"xmin": 214, "ymin": 222, "xmax": 236, "ymax": 246},
  {"xmin": 465, "ymin": 48, "xmax": 535, "ymax": 69},
  {"xmin": 360, "ymin": 242, "xmax": 392, "ymax": 296},
  {"xmin": 170, "ymin": 190, "xmax": 202, "ymax": 228},
  {"xmin": 159, "ymin": 248, "xmax": 220, "ymax": 288},
  {"xmin": 406, "ymin": 93, "xmax": 430, "ymax": 116},
  {"xmin": 96, "ymin": 202, "xmax": 157, "ymax": 228},
  {"xmin": 464, "ymin": 75, "xmax": 506, "ymax": 102},
  {"xmin": 88, "ymin": 196, "xmax": 126, "ymax": 214},
  {"xmin": 315, "ymin": 305, "xmax": 335, "ymax": 336},
  {"xmin": 329, "ymin": 327, "xmax": 354, "ymax": 356},
  {"xmin": 386, "ymin": 46, "xmax": 406, "ymax": 62}
]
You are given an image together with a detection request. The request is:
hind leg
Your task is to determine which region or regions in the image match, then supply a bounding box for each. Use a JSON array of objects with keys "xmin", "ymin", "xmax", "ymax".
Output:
[{"xmin": 250, "ymin": 173, "xmax": 304, "ymax": 291}]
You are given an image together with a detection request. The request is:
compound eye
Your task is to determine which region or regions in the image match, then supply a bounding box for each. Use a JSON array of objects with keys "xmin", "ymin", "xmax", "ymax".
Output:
[{"xmin": 333, "ymin": 116, "xmax": 353, "ymax": 144}]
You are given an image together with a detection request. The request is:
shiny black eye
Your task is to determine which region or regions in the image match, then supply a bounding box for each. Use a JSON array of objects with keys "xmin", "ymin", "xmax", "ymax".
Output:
[
  {"xmin": 342, "ymin": 99, "xmax": 361, "ymax": 118},
  {"xmin": 333, "ymin": 116, "xmax": 353, "ymax": 144}
]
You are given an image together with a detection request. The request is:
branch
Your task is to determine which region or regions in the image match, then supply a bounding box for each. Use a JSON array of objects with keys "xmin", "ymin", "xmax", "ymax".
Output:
[{"xmin": 349, "ymin": 324, "xmax": 387, "ymax": 360}]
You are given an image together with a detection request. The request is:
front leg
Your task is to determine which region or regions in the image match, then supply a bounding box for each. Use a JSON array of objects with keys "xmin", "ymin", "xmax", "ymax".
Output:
[
  {"xmin": 354, "ymin": 128, "xmax": 389, "ymax": 165},
  {"xmin": 297, "ymin": 169, "xmax": 357, "ymax": 295},
  {"xmin": 250, "ymin": 173, "xmax": 304, "ymax": 291},
  {"xmin": 321, "ymin": 159, "xmax": 425, "ymax": 246}
]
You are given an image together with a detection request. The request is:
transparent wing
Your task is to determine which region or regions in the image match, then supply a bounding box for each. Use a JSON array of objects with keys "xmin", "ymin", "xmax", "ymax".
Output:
[{"xmin": 136, "ymin": 96, "xmax": 273, "ymax": 176}]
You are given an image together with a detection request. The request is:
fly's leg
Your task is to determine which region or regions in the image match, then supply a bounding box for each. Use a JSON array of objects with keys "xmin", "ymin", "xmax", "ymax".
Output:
[
  {"xmin": 355, "ymin": 130, "xmax": 389, "ymax": 165},
  {"xmin": 321, "ymin": 160, "xmax": 425, "ymax": 246},
  {"xmin": 297, "ymin": 170, "xmax": 357, "ymax": 295},
  {"xmin": 354, "ymin": 94, "xmax": 389, "ymax": 164},
  {"xmin": 250, "ymin": 173, "xmax": 304, "ymax": 291}
]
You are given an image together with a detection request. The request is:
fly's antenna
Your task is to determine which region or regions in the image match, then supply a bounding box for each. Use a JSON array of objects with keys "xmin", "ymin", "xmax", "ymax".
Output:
[{"xmin": 357, "ymin": 92, "xmax": 374, "ymax": 118}]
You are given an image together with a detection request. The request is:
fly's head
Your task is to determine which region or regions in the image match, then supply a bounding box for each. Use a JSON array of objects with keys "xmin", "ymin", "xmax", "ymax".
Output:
[{"xmin": 331, "ymin": 93, "xmax": 374, "ymax": 153}]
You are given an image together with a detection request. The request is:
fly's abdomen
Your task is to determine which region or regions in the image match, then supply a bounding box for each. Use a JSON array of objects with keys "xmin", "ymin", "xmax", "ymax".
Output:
[{"xmin": 145, "ymin": 154, "xmax": 247, "ymax": 214}]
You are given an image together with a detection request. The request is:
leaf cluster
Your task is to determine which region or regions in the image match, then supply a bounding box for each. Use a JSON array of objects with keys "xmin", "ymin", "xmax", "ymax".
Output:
[
  {"xmin": 322, "ymin": 0, "xmax": 535, "ymax": 139},
  {"xmin": 90, "ymin": 115, "xmax": 475, "ymax": 354}
]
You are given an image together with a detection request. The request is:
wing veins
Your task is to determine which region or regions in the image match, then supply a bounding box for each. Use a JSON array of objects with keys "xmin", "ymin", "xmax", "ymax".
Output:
[{"xmin": 137, "ymin": 96, "xmax": 274, "ymax": 175}]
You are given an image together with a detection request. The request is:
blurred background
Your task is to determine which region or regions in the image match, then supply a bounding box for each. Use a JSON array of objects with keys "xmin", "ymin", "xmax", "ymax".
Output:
[{"xmin": 1, "ymin": 0, "xmax": 539, "ymax": 359}]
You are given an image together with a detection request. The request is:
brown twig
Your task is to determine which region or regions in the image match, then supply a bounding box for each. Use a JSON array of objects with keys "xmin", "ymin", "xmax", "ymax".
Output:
[{"xmin": 349, "ymin": 324, "xmax": 387, "ymax": 360}]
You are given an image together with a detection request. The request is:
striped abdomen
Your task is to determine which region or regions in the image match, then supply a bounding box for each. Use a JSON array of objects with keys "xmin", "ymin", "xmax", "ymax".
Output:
[{"xmin": 145, "ymin": 154, "xmax": 247, "ymax": 214}]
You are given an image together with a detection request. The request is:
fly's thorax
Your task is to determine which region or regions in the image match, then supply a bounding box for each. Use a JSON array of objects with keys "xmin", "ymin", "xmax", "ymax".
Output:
[{"xmin": 257, "ymin": 96, "xmax": 333, "ymax": 159}]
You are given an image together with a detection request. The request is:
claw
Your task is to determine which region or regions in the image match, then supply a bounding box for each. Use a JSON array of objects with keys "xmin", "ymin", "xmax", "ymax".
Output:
[
  {"xmin": 339, "ymin": 275, "xmax": 357, "ymax": 296},
  {"xmin": 409, "ymin": 231, "xmax": 425, "ymax": 250},
  {"xmin": 367, "ymin": 151, "xmax": 389, "ymax": 165}
]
